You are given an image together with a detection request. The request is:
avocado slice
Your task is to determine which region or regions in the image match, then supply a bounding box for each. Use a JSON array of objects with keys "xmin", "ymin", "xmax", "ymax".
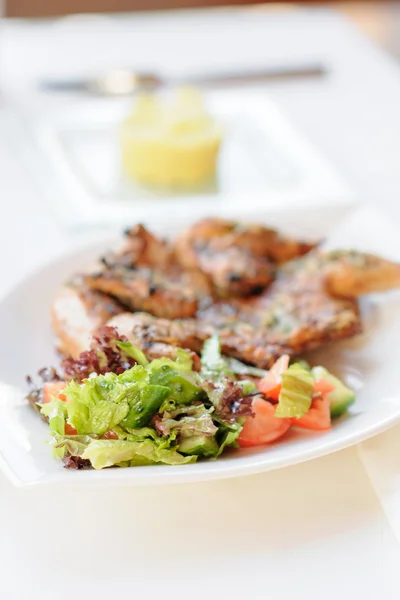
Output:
[
  {"xmin": 150, "ymin": 366, "xmax": 204, "ymax": 405},
  {"xmin": 312, "ymin": 366, "xmax": 355, "ymax": 418},
  {"xmin": 179, "ymin": 434, "xmax": 219, "ymax": 458},
  {"xmin": 120, "ymin": 384, "xmax": 170, "ymax": 428}
]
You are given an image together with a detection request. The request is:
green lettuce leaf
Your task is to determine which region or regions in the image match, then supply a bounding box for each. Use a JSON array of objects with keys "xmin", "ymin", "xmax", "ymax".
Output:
[
  {"xmin": 64, "ymin": 368, "xmax": 148, "ymax": 407},
  {"xmin": 216, "ymin": 420, "xmax": 243, "ymax": 457},
  {"xmin": 200, "ymin": 335, "xmax": 233, "ymax": 380},
  {"xmin": 82, "ymin": 439, "xmax": 196, "ymax": 469},
  {"xmin": 116, "ymin": 341, "xmax": 149, "ymax": 366},
  {"xmin": 40, "ymin": 398, "xmax": 67, "ymax": 435},
  {"xmin": 225, "ymin": 357, "xmax": 268, "ymax": 378},
  {"xmin": 275, "ymin": 364, "xmax": 314, "ymax": 419},
  {"xmin": 113, "ymin": 425, "xmax": 159, "ymax": 441},
  {"xmin": 147, "ymin": 348, "xmax": 194, "ymax": 374},
  {"xmin": 61, "ymin": 367, "xmax": 170, "ymax": 435},
  {"xmin": 52, "ymin": 445, "xmax": 67, "ymax": 460},
  {"xmin": 236, "ymin": 379, "xmax": 258, "ymax": 395},
  {"xmin": 293, "ymin": 360, "xmax": 311, "ymax": 371},
  {"xmin": 63, "ymin": 377, "xmax": 130, "ymax": 435},
  {"xmin": 50, "ymin": 434, "xmax": 94, "ymax": 459},
  {"xmin": 157, "ymin": 404, "xmax": 218, "ymax": 439},
  {"xmin": 117, "ymin": 365, "xmax": 149, "ymax": 385}
]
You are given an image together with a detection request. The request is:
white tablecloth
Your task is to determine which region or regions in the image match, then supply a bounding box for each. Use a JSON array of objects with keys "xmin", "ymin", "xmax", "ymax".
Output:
[{"xmin": 1, "ymin": 8, "xmax": 400, "ymax": 599}]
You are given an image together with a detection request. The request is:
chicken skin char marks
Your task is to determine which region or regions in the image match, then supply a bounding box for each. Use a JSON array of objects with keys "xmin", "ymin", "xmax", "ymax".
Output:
[
  {"xmin": 82, "ymin": 218, "xmax": 315, "ymax": 319},
  {"xmin": 84, "ymin": 266, "xmax": 199, "ymax": 320},
  {"xmin": 173, "ymin": 217, "xmax": 316, "ymax": 298},
  {"xmin": 52, "ymin": 220, "xmax": 400, "ymax": 367},
  {"xmin": 107, "ymin": 249, "xmax": 400, "ymax": 368}
]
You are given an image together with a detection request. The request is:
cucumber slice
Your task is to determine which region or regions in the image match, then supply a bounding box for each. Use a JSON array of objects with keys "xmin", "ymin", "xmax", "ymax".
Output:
[
  {"xmin": 312, "ymin": 366, "xmax": 355, "ymax": 418},
  {"xmin": 179, "ymin": 434, "xmax": 219, "ymax": 457}
]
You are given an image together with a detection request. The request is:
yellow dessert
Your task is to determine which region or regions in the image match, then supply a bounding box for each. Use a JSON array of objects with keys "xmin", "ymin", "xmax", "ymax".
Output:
[{"xmin": 120, "ymin": 88, "xmax": 222, "ymax": 189}]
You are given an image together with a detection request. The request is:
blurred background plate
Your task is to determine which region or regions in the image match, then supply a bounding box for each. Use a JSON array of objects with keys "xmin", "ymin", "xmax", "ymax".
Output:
[{"xmin": 16, "ymin": 88, "xmax": 355, "ymax": 229}]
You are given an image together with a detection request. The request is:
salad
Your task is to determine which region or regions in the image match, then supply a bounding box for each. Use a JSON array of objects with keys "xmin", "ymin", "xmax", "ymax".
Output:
[{"xmin": 27, "ymin": 328, "xmax": 355, "ymax": 470}]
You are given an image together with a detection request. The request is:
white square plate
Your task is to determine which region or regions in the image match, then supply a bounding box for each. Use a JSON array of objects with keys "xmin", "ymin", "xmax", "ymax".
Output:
[
  {"xmin": 17, "ymin": 89, "xmax": 354, "ymax": 229},
  {"xmin": 0, "ymin": 206, "xmax": 399, "ymax": 487}
]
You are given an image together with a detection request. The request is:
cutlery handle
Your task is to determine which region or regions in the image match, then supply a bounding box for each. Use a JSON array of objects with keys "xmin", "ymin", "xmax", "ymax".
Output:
[
  {"xmin": 40, "ymin": 79, "xmax": 90, "ymax": 92},
  {"xmin": 178, "ymin": 63, "xmax": 327, "ymax": 86},
  {"xmin": 39, "ymin": 63, "xmax": 327, "ymax": 96}
]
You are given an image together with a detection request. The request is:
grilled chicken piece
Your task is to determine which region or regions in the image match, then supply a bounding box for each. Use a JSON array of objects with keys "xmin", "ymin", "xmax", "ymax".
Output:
[
  {"xmin": 175, "ymin": 230, "xmax": 274, "ymax": 298},
  {"xmin": 85, "ymin": 266, "xmax": 199, "ymax": 319},
  {"xmin": 107, "ymin": 312, "xmax": 202, "ymax": 370},
  {"xmin": 107, "ymin": 312, "xmax": 204, "ymax": 351},
  {"xmin": 107, "ymin": 312, "xmax": 289, "ymax": 369},
  {"xmin": 323, "ymin": 251, "xmax": 400, "ymax": 297},
  {"xmin": 183, "ymin": 217, "xmax": 316, "ymax": 263},
  {"xmin": 183, "ymin": 244, "xmax": 275, "ymax": 298},
  {"xmin": 202, "ymin": 249, "xmax": 400, "ymax": 358},
  {"xmin": 107, "ymin": 249, "xmax": 400, "ymax": 369},
  {"xmin": 53, "ymin": 215, "xmax": 400, "ymax": 370},
  {"xmin": 102, "ymin": 223, "xmax": 175, "ymax": 271},
  {"xmin": 84, "ymin": 224, "xmax": 199, "ymax": 320},
  {"xmin": 51, "ymin": 285, "xmax": 124, "ymax": 357},
  {"xmin": 174, "ymin": 217, "xmax": 316, "ymax": 297}
]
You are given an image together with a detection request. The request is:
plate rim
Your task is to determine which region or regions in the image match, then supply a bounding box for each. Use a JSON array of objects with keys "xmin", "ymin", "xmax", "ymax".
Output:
[{"xmin": 2, "ymin": 408, "xmax": 400, "ymax": 488}]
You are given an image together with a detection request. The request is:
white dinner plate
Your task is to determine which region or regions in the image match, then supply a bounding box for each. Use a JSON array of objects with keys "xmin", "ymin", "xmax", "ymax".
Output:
[{"xmin": 0, "ymin": 205, "xmax": 399, "ymax": 487}]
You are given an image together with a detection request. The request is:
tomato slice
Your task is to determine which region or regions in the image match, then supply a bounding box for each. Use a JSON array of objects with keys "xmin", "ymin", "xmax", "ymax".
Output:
[
  {"xmin": 102, "ymin": 430, "xmax": 118, "ymax": 440},
  {"xmin": 313, "ymin": 379, "xmax": 335, "ymax": 396},
  {"xmin": 65, "ymin": 423, "xmax": 78, "ymax": 435},
  {"xmin": 43, "ymin": 382, "xmax": 67, "ymax": 403},
  {"xmin": 238, "ymin": 396, "xmax": 292, "ymax": 447},
  {"xmin": 292, "ymin": 395, "xmax": 331, "ymax": 430},
  {"xmin": 257, "ymin": 354, "xmax": 290, "ymax": 400}
]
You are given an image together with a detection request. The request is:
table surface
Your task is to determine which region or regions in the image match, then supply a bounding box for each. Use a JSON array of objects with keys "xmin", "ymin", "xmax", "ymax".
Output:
[{"xmin": 1, "ymin": 7, "xmax": 400, "ymax": 599}]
